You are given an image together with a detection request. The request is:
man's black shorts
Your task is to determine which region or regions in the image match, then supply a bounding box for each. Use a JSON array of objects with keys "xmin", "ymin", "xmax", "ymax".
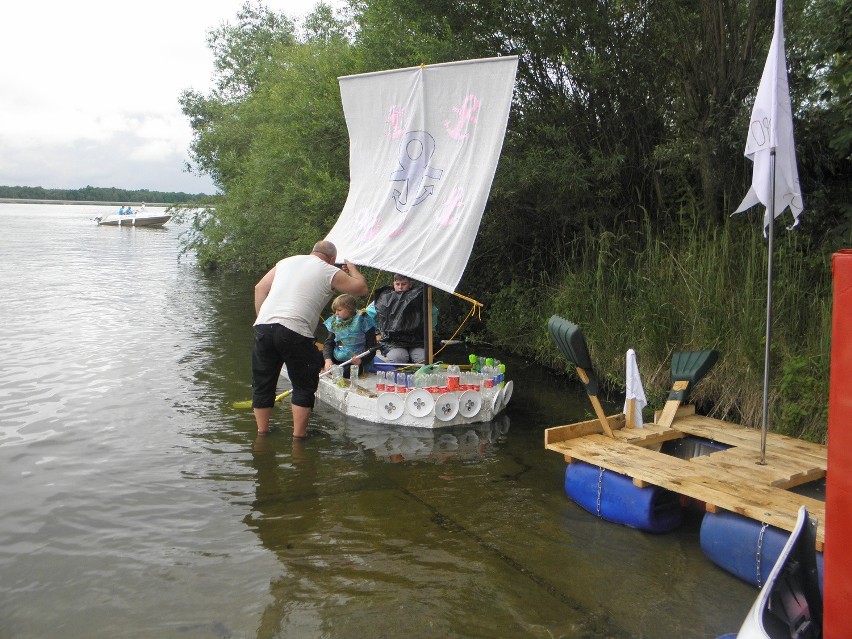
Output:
[{"xmin": 252, "ymin": 324, "xmax": 322, "ymax": 409}]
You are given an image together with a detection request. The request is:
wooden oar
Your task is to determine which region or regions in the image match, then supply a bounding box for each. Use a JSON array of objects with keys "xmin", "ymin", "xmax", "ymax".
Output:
[
  {"xmin": 232, "ymin": 347, "xmax": 376, "ymax": 409},
  {"xmin": 547, "ymin": 316, "xmax": 615, "ymax": 438},
  {"xmin": 656, "ymin": 349, "xmax": 719, "ymax": 428}
]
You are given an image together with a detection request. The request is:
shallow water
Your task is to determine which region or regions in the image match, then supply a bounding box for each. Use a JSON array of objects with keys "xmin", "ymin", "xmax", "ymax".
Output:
[{"xmin": 0, "ymin": 203, "xmax": 756, "ymax": 638}]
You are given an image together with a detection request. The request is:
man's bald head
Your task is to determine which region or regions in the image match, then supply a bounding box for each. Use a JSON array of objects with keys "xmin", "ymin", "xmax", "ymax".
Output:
[{"xmin": 311, "ymin": 240, "xmax": 337, "ymax": 263}]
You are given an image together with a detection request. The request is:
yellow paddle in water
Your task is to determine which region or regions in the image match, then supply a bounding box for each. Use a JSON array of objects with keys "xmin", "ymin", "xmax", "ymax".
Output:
[
  {"xmin": 231, "ymin": 347, "xmax": 377, "ymax": 409},
  {"xmin": 232, "ymin": 389, "xmax": 291, "ymax": 410}
]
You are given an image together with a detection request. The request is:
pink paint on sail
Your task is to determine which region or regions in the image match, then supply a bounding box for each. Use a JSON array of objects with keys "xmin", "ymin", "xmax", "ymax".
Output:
[{"xmin": 444, "ymin": 95, "xmax": 480, "ymax": 141}]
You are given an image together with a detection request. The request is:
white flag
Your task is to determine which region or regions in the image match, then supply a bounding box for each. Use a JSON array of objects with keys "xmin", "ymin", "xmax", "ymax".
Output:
[
  {"xmin": 734, "ymin": 0, "xmax": 803, "ymax": 229},
  {"xmin": 623, "ymin": 349, "xmax": 647, "ymax": 429}
]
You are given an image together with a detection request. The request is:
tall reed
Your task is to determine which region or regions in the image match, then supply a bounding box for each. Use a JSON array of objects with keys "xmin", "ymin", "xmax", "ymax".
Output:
[{"xmin": 487, "ymin": 211, "xmax": 832, "ymax": 442}]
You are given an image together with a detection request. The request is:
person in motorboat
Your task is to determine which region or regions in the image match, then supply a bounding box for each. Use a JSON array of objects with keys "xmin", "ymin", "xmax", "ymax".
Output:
[
  {"xmin": 322, "ymin": 294, "xmax": 377, "ymax": 379},
  {"xmin": 251, "ymin": 240, "xmax": 368, "ymax": 438},
  {"xmin": 366, "ymin": 274, "xmax": 437, "ymax": 364},
  {"xmin": 118, "ymin": 206, "xmax": 126, "ymax": 215}
]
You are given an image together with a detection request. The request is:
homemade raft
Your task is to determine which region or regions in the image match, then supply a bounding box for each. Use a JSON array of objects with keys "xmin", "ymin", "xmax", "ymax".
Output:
[
  {"xmin": 544, "ymin": 405, "xmax": 827, "ymax": 576},
  {"xmin": 315, "ymin": 365, "xmax": 512, "ymax": 429},
  {"xmin": 543, "ymin": 316, "xmax": 826, "ymax": 586}
]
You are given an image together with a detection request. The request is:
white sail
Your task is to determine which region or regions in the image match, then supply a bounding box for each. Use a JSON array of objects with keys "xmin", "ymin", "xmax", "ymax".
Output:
[{"xmin": 325, "ymin": 56, "xmax": 518, "ymax": 294}]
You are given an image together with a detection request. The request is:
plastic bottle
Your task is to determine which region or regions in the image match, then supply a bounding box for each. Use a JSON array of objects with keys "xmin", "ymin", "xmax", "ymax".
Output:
[
  {"xmin": 332, "ymin": 365, "xmax": 344, "ymax": 387},
  {"xmin": 447, "ymin": 364, "xmax": 460, "ymax": 391},
  {"xmin": 350, "ymin": 365, "xmax": 359, "ymax": 388},
  {"xmin": 482, "ymin": 365, "xmax": 495, "ymax": 390}
]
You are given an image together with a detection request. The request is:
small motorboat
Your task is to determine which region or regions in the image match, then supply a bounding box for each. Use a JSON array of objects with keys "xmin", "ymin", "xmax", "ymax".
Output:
[{"xmin": 95, "ymin": 209, "xmax": 171, "ymax": 227}]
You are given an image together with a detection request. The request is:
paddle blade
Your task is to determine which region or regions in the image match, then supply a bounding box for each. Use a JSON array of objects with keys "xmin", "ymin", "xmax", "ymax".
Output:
[
  {"xmin": 667, "ymin": 350, "xmax": 719, "ymax": 401},
  {"xmin": 231, "ymin": 388, "xmax": 292, "ymax": 410},
  {"xmin": 547, "ymin": 316, "xmax": 599, "ymax": 395}
]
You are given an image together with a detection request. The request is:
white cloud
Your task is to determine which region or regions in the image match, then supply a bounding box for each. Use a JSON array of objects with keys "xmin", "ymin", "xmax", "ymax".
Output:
[{"xmin": 0, "ymin": 0, "xmax": 344, "ymax": 194}]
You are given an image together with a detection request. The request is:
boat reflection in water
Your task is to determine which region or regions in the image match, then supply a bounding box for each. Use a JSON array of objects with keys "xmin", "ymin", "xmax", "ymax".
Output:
[{"xmin": 324, "ymin": 410, "xmax": 511, "ymax": 463}]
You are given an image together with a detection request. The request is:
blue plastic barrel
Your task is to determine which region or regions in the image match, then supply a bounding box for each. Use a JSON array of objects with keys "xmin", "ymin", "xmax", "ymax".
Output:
[
  {"xmin": 700, "ymin": 510, "xmax": 824, "ymax": 593},
  {"xmin": 564, "ymin": 461, "xmax": 684, "ymax": 533}
]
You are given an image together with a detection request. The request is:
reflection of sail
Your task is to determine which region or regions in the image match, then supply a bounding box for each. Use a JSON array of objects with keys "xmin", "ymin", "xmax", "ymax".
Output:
[{"xmin": 326, "ymin": 56, "xmax": 518, "ymax": 293}]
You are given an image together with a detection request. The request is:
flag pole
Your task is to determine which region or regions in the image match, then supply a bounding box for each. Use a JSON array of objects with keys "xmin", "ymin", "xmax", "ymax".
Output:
[
  {"xmin": 760, "ymin": 149, "xmax": 777, "ymax": 465},
  {"xmin": 735, "ymin": 0, "xmax": 803, "ymax": 464}
]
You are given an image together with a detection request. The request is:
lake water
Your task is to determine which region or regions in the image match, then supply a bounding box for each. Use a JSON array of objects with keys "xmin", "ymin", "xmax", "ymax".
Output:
[{"xmin": 0, "ymin": 202, "xmax": 756, "ymax": 638}]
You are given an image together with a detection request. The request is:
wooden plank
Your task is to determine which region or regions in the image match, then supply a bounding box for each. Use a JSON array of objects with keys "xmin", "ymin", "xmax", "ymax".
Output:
[
  {"xmin": 612, "ymin": 423, "xmax": 686, "ymax": 447},
  {"xmin": 673, "ymin": 415, "xmax": 827, "ymax": 465},
  {"xmin": 625, "ymin": 398, "xmax": 637, "ymax": 429},
  {"xmin": 544, "ymin": 414, "xmax": 626, "ymax": 446},
  {"xmin": 545, "ymin": 416, "xmax": 685, "ymax": 448},
  {"xmin": 547, "ymin": 434, "xmax": 825, "ymax": 548},
  {"xmin": 653, "ymin": 403, "xmax": 696, "ymax": 423},
  {"xmin": 690, "ymin": 447, "xmax": 825, "ymax": 489}
]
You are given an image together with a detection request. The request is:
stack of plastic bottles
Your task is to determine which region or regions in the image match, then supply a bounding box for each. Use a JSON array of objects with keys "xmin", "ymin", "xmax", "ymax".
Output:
[{"xmin": 373, "ymin": 357, "xmax": 506, "ymax": 397}]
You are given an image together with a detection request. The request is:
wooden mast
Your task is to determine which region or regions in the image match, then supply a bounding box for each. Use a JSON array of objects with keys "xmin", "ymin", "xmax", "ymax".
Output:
[{"xmin": 424, "ymin": 285, "xmax": 434, "ymax": 364}]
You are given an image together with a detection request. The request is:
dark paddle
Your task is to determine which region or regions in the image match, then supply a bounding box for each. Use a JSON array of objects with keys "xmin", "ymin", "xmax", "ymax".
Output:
[
  {"xmin": 547, "ymin": 316, "xmax": 615, "ymax": 437},
  {"xmin": 656, "ymin": 349, "xmax": 719, "ymax": 428}
]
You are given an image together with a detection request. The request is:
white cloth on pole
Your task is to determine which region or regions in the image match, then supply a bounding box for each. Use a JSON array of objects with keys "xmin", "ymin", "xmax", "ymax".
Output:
[
  {"xmin": 734, "ymin": 0, "xmax": 803, "ymax": 230},
  {"xmin": 325, "ymin": 56, "xmax": 518, "ymax": 294},
  {"xmin": 623, "ymin": 349, "xmax": 647, "ymax": 429}
]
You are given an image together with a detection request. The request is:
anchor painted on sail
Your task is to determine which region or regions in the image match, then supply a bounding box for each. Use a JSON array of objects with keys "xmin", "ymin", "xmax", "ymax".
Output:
[{"xmin": 390, "ymin": 130, "xmax": 443, "ymax": 215}]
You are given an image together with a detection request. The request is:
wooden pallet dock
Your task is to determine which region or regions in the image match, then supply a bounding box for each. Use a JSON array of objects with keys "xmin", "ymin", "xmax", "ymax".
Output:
[{"xmin": 544, "ymin": 405, "xmax": 827, "ymax": 550}]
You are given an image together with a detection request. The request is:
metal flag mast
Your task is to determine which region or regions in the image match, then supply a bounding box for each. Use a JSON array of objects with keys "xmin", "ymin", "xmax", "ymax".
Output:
[
  {"xmin": 733, "ymin": 0, "xmax": 803, "ymax": 464},
  {"xmin": 760, "ymin": 149, "xmax": 777, "ymax": 464}
]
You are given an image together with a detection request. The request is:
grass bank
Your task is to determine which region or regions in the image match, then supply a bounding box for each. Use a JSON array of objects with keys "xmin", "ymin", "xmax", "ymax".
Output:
[{"xmin": 485, "ymin": 215, "xmax": 832, "ymax": 443}]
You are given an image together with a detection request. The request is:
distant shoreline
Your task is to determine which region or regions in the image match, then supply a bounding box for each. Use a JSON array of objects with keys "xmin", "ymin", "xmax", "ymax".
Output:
[{"xmin": 0, "ymin": 198, "xmax": 173, "ymax": 206}]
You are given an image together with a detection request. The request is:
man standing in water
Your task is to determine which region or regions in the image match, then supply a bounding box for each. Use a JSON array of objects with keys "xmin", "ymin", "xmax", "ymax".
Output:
[{"xmin": 252, "ymin": 240, "xmax": 368, "ymax": 437}]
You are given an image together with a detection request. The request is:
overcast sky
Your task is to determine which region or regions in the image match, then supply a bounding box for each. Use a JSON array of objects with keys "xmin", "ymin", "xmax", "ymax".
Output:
[{"xmin": 0, "ymin": 1, "xmax": 343, "ymax": 195}]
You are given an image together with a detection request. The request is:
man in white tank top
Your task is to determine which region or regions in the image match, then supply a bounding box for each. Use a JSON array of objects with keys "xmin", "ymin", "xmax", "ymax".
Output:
[{"xmin": 252, "ymin": 240, "xmax": 368, "ymax": 438}]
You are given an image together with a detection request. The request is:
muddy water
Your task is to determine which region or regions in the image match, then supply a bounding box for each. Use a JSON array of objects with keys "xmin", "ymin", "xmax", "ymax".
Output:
[{"xmin": 0, "ymin": 203, "xmax": 755, "ymax": 638}]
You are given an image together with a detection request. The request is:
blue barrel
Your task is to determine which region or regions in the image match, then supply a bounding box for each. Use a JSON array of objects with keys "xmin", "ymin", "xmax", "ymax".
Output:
[
  {"xmin": 700, "ymin": 510, "xmax": 824, "ymax": 592},
  {"xmin": 564, "ymin": 461, "xmax": 684, "ymax": 533}
]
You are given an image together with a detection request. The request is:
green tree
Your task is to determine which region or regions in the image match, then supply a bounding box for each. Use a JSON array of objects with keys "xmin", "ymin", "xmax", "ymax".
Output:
[{"xmin": 179, "ymin": 2, "xmax": 357, "ymax": 270}]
